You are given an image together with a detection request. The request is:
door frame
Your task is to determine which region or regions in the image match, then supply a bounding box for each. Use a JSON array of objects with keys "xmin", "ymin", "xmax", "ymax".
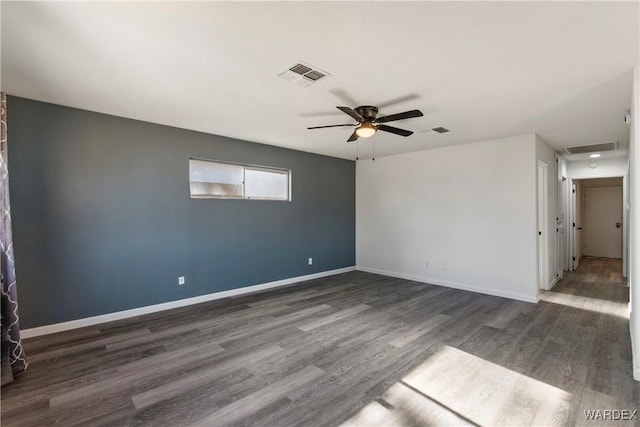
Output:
[
  {"xmin": 556, "ymin": 155, "xmax": 565, "ymax": 280},
  {"xmin": 537, "ymin": 160, "xmax": 549, "ymax": 290},
  {"xmin": 563, "ymin": 176, "xmax": 571, "ymax": 271},
  {"xmin": 623, "ymin": 172, "xmax": 629, "ymax": 277}
]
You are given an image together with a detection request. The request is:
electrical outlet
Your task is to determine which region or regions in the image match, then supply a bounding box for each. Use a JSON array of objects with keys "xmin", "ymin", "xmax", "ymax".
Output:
[
  {"xmin": 178, "ymin": 276, "xmax": 185, "ymax": 286},
  {"xmin": 308, "ymin": 258, "xmax": 313, "ymax": 265}
]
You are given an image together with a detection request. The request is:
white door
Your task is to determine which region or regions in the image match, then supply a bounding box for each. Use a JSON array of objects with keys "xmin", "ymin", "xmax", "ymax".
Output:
[
  {"xmin": 537, "ymin": 161, "xmax": 548, "ymax": 289},
  {"xmin": 584, "ymin": 186, "xmax": 623, "ymax": 258},
  {"xmin": 562, "ymin": 178, "xmax": 573, "ymax": 271},
  {"xmin": 574, "ymin": 182, "xmax": 582, "ymax": 269},
  {"xmin": 569, "ymin": 181, "xmax": 580, "ymax": 270}
]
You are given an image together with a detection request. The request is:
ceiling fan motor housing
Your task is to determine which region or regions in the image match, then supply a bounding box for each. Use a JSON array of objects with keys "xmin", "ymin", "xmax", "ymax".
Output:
[{"xmin": 354, "ymin": 106, "xmax": 379, "ymax": 122}]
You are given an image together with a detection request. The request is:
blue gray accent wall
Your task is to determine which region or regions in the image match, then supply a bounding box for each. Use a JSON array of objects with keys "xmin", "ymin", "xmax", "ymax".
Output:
[{"xmin": 7, "ymin": 96, "xmax": 355, "ymax": 328}]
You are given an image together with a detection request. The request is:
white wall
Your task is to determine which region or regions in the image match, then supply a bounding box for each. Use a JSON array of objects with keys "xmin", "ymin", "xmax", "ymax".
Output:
[
  {"xmin": 629, "ymin": 66, "xmax": 640, "ymax": 381},
  {"xmin": 567, "ymin": 156, "xmax": 628, "ymax": 179},
  {"xmin": 356, "ymin": 134, "xmax": 538, "ymax": 303},
  {"xmin": 558, "ymin": 156, "xmax": 568, "ymax": 179},
  {"xmin": 536, "ymin": 136, "xmax": 558, "ymax": 288}
]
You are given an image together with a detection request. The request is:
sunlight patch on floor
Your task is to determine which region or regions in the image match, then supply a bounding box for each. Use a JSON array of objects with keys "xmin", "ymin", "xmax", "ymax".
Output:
[
  {"xmin": 342, "ymin": 345, "xmax": 572, "ymax": 427},
  {"xmin": 540, "ymin": 291, "xmax": 629, "ymax": 319}
]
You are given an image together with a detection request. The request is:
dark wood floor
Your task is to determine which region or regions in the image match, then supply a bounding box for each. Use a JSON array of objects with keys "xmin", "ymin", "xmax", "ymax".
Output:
[{"xmin": 2, "ymin": 258, "xmax": 638, "ymax": 426}]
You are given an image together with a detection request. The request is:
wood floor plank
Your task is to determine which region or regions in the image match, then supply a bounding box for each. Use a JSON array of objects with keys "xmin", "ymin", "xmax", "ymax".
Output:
[
  {"xmin": 189, "ymin": 364, "xmax": 326, "ymax": 427},
  {"xmin": 130, "ymin": 368, "xmax": 259, "ymax": 427},
  {"xmin": 388, "ymin": 313, "xmax": 450, "ymax": 348},
  {"xmin": 49, "ymin": 341, "xmax": 226, "ymax": 408},
  {"xmin": 296, "ymin": 303, "xmax": 372, "ymax": 332},
  {"xmin": 116, "ymin": 340, "xmax": 225, "ymax": 375},
  {"xmin": 131, "ymin": 344, "xmax": 284, "ymax": 410},
  {"xmin": 27, "ymin": 327, "xmax": 152, "ymax": 364}
]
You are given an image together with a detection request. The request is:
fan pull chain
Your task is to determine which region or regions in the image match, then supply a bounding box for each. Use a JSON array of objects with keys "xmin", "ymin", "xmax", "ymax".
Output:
[
  {"xmin": 356, "ymin": 140, "xmax": 359, "ymax": 161},
  {"xmin": 372, "ymin": 139, "xmax": 376, "ymax": 161}
]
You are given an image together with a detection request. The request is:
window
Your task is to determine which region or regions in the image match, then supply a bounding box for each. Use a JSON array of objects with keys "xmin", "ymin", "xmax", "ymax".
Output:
[
  {"xmin": 189, "ymin": 160, "xmax": 244, "ymax": 199},
  {"xmin": 244, "ymin": 166, "xmax": 289, "ymax": 200},
  {"xmin": 189, "ymin": 159, "xmax": 291, "ymax": 201}
]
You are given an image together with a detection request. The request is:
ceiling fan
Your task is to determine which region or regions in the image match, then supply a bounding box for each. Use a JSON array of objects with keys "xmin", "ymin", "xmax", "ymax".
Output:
[{"xmin": 307, "ymin": 105, "xmax": 423, "ymax": 142}]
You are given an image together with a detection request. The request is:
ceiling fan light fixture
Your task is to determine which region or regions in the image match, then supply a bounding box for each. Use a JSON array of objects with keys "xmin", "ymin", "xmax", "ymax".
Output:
[{"xmin": 356, "ymin": 123, "xmax": 377, "ymax": 138}]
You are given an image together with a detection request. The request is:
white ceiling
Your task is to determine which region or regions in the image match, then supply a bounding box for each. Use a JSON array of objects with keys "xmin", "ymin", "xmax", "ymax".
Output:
[{"xmin": 1, "ymin": 1, "xmax": 638, "ymax": 160}]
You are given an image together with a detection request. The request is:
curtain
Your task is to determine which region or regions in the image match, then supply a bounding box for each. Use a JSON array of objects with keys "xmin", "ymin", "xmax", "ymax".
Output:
[{"xmin": 0, "ymin": 93, "xmax": 27, "ymax": 386}]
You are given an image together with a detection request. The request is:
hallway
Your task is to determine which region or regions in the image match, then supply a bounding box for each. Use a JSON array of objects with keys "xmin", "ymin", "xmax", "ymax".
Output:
[
  {"xmin": 541, "ymin": 257, "xmax": 638, "ymax": 426},
  {"xmin": 544, "ymin": 257, "xmax": 627, "ymax": 314}
]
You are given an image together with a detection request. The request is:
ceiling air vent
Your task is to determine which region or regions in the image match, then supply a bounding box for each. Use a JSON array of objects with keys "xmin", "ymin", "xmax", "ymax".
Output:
[
  {"xmin": 289, "ymin": 64, "xmax": 313, "ymax": 75},
  {"xmin": 275, "ymin": 61, "xmax": 330, "ymax": 87},
  {"xmin": 304, "ymin": 70, "xmax": 326, "ymax": 81},
  {"xmin": 431, "ymin": 127, "xmax": 450, "ymax": 134},
  {"xmin": 564, "ymin": 141, "xmax": 618, "ymax": 155}
]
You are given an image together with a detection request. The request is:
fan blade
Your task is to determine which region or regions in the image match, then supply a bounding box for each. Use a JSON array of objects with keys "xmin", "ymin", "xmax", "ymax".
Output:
[
  {"xmin": 376, "ymin": 94, "xmax": 420, "ymax": 109},
  {"xmin": 375, "ymin": 109, "xmax": 423, "ymax": 124},
  {"xmin": 377, "ymin": 124, "xmax": 413, "ymax": 137},
  {"xmin": 347, "ymin": 131, "xmax": 359, "ymax": 142},
  {"xmin": 307, "ymin": 124, "xmax": 356, "ymax": 129},
  {"xmin": 337, "ymin": 106, "xmax": 363, "ymax": 122}
]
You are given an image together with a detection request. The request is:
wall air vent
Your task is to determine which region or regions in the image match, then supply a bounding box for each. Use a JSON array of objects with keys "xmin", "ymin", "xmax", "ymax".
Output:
[
  {"xmin": 564, "ymin": 141, "xmax": 618, "ymax": 155},
  {"xmin": 275, "ymin": 61, "xmax": 330, "ymax": 87}
]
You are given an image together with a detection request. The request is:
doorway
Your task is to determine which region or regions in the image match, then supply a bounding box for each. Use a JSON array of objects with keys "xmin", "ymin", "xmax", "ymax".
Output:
[{"xmin": 567, "ymin": 177, "xmax": 624, "ymax": 277}]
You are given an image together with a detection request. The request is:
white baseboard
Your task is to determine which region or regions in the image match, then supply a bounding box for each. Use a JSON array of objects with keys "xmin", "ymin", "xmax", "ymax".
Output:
[
  {"xmin": 356, "ymin": 266, "xmax": 539, "ymax": 303},
  {"xmin": 21, "ymin": 266, "xmax": 355, "ymax": 339}
]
